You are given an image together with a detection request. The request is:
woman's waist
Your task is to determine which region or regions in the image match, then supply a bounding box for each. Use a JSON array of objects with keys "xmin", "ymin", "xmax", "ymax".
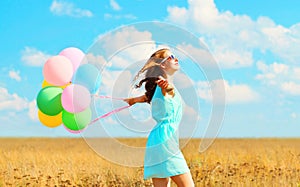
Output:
[
  {"xmin": 154, "ymin": 119, "xmax": 179, "ymax": 126},
  {"xmin": 147, "ymin": 124, "xmax": 180, "ymax": 146},
  {"xmin": 153, "ymin": 115, "xmax": 182, "ymax": 125},
  {"xmin": 150, "ymin": 120, "xmax": 181, "ymax": 132}
]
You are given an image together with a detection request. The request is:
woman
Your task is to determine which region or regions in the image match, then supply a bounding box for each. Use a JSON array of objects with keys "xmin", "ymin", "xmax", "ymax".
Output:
[{"xmin": 124, "ymin": 48, "xmax": 194, "ymax": 187}]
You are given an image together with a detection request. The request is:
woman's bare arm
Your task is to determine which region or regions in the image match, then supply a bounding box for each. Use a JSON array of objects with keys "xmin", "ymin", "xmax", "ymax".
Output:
[
  {"xmin": 124, "ymin": 95, "xmax": 148, "ymax": 106},
  {"xmin": 124, "ymin": 76, "xmax": 173, "ymax": 105}
]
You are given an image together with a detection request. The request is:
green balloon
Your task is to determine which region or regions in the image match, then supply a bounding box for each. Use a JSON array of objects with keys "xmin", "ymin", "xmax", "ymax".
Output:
[
  {"xmin": 36, "ymin": 86, "xmax": 63, "ymax": 116},
  {"xmin": 62, "ymin": 108, "xmax": 92, "ymax": 131}
]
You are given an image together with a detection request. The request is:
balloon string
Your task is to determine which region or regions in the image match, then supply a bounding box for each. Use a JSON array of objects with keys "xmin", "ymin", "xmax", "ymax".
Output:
[
  {"xmin": 89, "ymin": 94, "xmax": 131, "ymax": 125},
  {"xmin": 89, "ymin": 105, "xmax": 131, "ymax": 125},
  {"xmin": 92, "ymin": 95, "xmax": 125, "ymax": 101}
]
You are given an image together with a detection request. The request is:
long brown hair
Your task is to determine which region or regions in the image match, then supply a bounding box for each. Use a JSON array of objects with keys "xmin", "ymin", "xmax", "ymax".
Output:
[{"xmin": 134, "ymin": 48, "xmax": 169, "ymax": 103}]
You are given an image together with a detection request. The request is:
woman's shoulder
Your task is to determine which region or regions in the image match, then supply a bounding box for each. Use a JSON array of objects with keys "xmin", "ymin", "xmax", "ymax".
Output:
[
  {"xmin": 153, "ymin": 85, "xmax": 163, "ymax": 98},
  {"xmin": 153, "ymin": 85, "xmax": 178, "ymax": 100}
]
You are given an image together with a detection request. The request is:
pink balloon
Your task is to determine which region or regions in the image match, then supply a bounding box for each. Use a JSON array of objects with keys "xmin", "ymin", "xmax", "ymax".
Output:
[
  {"xmin": 59, "ymin": 47, "xmax": 85, "ymax": 72},
  {"xmin": 61, "ymin": 84, "xmax": 91, "ymax": 113},
  {"xmin": 43, "ymin": 56, "xmax": 73, "ymax": 86}
]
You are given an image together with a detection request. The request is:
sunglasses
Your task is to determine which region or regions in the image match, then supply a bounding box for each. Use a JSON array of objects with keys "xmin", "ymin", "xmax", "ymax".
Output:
[{"xmin": 161, "ymin": 54, "xmax": 176, "ymax": 63}]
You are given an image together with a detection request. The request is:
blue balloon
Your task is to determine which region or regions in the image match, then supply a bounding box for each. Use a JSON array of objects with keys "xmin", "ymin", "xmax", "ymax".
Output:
[{"xmin": 73, "ymin": 64, "xmax": 101, "ymax": 94}]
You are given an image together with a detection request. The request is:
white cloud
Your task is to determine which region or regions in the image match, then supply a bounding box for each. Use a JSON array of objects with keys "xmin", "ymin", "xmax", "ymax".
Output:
[
  {"xmin": 28, "ymin": 100, "xmax": 38, "ymax": 121},
  {"xmin": 291, "ymin": 112, "xmax": 297, "ymax": 119},
  {"xmin": 256, "ymin": 61, "xmax": 289, "ymax": 85},
  {"xmin": 212, "ymin": 46, "xmax": 253, "ymax": 68},
  {"xmin": 94, "ymin": 26, "xmax": 160, "ymax": 78},
  {"xmin": 197, "ymin": 79, "xmax": 259, "ymax": 104},
  {"xmin": 97, "ymin": 26, "xmax": 154, "ymax": 59},
  {"xmin": 166, "ymin": 6, "xmax": 188, "ymax": 25},
  {"xmin": 166, "ymin": 0, "xmax": 300, "ymax": 68},
  {"xmin": 9, "ymin": 70, "xmax": 21, "ymax": 82},
  {"xmin": 50, "ymin": 0, "xmax": 93, "ymax": 18},
  {"xmin": 174, "ymin": 72, "xmax": 194, "ymax": 89},
  {"xmin": 86, "ymin": 53, "xmax": 108, "ymax": 68},
  {"xmin": 166, "ymin": 0, "xmax": 257, "ymax": 68},
  {"xmin": 110, "ymin": 0, "xmax": 122, "ymax": 11},
  {"xmin": 261, "ymin": 25, "xmax": 300, "ymax": 64},
  {"xmin": 179, "ymin": 102, "xmax": 200, "ymax": 138},
  {"xmin": 104, "ymin": 13, "xmax": 137, "ymax": 20},
  {"xmin": 176, "ymin": 43, "xmax": 216, "ymax": 67},
  {"xmin": 101, "ymin": 70, "xmax": 133, "ymax": 97},
  {"xmin": 0, "ymin": 87, "xmax": 29, "ymax": 111},
  {"xmin": 185, "ymin": 103, "xmax": 199, "ymax": 118},
  {"xmin": 281, "ymin": 82, "xmax": 300, "ymax": 96},
  {"xmin": 256, "ymin": 61, "xmax": 300, "ymax": 95},
  {"xmin": 21, "ymin": 47, "xmax": 52, "ymax": 67},
  {"xmin": 0, "ymin": 87, "xmax": 38, "ymax": 124}
]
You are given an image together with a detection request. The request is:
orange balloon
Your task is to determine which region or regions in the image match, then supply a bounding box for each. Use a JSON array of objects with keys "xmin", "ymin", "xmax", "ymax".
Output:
[{"xmin": 38, "ymin": 110, "xmax": 62, "ymax": 128}]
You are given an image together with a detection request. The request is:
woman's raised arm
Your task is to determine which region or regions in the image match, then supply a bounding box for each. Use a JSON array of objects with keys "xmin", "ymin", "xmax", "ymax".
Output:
[{"xmin": 123, "ymin": 95, "xmax": 148, "ymax": 106}]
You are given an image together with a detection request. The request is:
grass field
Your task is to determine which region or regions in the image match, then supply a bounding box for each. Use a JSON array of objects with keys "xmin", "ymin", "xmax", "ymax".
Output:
[{"xmin": 0, "ymin": 138, "xmax": 299, "ymax": 186}]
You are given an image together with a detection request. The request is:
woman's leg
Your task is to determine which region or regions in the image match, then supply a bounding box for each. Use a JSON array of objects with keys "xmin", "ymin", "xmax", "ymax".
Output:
[
  {"xmin": 152, "ymin": 177, "xmax": 170, "ymax": 187},
  {"xmin": 171, "ymin": 172, "xmax": 194, "ymax": 187}
]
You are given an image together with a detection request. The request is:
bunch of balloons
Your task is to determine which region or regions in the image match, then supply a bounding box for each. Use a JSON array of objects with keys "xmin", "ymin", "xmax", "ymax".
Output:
[{"xmin": 36, "ymin": 47, "xmax": 101, "ymax": 133}]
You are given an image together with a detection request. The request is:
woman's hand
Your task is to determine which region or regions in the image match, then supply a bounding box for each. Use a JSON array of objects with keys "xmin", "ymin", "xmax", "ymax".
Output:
[
  {"xmin": 123, "ymin": 95, "xmax": 148, "ymax": 106},
  {"xmin": 157, "ymin": 76, "xmax": 174, "ymax": 97},
  {"xmin": 157, "ymin": 76, "xmax": 169, "ymax": 89},
  {"xmin": 123, "ymin": 98, "xmax": 135, "ymax": 106}
]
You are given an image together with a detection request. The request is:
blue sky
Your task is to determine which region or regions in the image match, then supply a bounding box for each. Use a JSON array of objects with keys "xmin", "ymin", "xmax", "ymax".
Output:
[{"xmin": 0, "ymin": 0, "xmax": 299, "ymax": 138}]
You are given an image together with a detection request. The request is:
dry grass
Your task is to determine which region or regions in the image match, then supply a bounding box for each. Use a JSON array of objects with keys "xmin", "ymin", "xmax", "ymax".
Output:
[{"xmin": 0, "ymin": 138, "xmax": 299, "ymax": 186}]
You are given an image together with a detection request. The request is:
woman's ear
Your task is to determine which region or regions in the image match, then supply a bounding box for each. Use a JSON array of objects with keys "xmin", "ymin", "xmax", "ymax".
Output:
[{"xmin": 160, "ymin": 63, "xmax": 166, "ymax": 69}]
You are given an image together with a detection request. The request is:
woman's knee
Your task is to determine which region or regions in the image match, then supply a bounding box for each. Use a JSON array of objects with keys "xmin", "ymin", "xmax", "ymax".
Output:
[{"xmin": 152, "ymin": 177, "xmax": 170, "ymax": 187}]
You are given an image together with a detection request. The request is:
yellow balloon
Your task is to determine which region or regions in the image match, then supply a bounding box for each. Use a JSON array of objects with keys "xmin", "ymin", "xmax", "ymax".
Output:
[
  {"xmin": 42, "ymin": 80, "xmax": 71, "ymax": 89},
  {"xmin": 38, "ymin": 110, "xmax": 62, "ymax": 128},
  {"xmin": 42, "ymin": 80, "xmax": 52, "ymax": 88}
]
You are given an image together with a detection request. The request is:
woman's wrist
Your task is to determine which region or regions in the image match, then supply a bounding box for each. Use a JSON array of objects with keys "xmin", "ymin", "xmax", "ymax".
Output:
[{"xmin": 135, "ymin": 95, "xmax": 147, "ymax": 103}]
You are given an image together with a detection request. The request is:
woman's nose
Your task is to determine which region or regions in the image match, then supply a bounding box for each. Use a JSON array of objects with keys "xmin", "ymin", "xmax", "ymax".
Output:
[{"xmin": 175, "ymin": 58, "xmax": 178, "ymax": 62}]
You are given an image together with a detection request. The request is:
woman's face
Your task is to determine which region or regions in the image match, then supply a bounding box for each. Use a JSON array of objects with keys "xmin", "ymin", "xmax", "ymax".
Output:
[{"xmin": 160, "ymin": 51, "xmax": 179, "ymax": 74}]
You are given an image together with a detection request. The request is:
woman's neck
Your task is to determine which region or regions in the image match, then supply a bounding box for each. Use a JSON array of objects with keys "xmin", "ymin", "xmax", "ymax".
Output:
[
  {"xmin": 163, "ymin": 73, "xmax": 175, "ymax": 97},
  {"xmin": 164, "ymin": 72, "xmax": 174, "ymax": 85}
]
